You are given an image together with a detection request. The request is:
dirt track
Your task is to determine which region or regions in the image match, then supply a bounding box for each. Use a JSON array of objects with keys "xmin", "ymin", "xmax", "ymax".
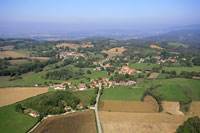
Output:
[
  {"xmin": 32, "ymin": 110, "xmax": 97, "ymax": 133},
  {"xmin": 99, "ymin": 111, "xmax": 187, "ymax": 133},
  {"xmin": 0, "ymin": 87, "xmax": 48, "ymax": 107}
]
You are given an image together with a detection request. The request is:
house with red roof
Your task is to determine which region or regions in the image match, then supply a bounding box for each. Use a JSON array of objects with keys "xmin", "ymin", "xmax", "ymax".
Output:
[
  {"xmin": 77, "ymin": 103, "xmax": 84, "ymax": 109},
  {"xmin": 62, "ymin": 81, "xmax": 71, "ymax": 86},
  {"xmin": 54, "ymin": 85, "xmax": 65, "ymax": 90},
  {"xmin": 78, "ymin": 84, "xmax": 87, "ymax": 90},
  {"xmin": 119, "ymin": 66, "xmax": 136, "ymax": 75}
]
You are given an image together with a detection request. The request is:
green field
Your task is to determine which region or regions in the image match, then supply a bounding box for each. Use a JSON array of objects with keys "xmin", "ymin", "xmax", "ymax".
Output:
[
  {"xmin": 71, "ymin": 89, "xmax": 96, "ymax": 105},
  {"xmin": 151, "ymin": 78, "xmax": 200, "ymax": 102},
  {"xmin": 129, "ymin": 63, "xmax": 159, "ymax": 70},
  {"xmin": 0, "ymin": 93, "xmax": 46, "ymax": 133},
  {"xmin": 0, "ymin": 71, "xmax": 65, "ymax": 88},
  {"xmin": 156, "ymin": 73, "xmax": 168, "ymax": 79},
  {"xmin": 168, "ymin": 42, "xmax": 189, "ymax": 48},
  {"xmin": 163, "ymin": 66, "xmax": 200, "ymax": 74},
  {"xmin": 100, "ymin": 86, "xmax": 147, "ymax": 101}
]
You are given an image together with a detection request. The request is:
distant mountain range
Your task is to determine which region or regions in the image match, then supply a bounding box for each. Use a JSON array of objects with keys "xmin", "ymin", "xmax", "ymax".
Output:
[{"xmin": 144, "ymin": 30, "xmax": 200, "ymax": 45}]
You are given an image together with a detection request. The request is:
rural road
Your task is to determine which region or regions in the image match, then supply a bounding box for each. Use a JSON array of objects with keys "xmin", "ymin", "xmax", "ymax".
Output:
[{"xmin": 95, "ymin": 83, "xmax": 102, "ymax": 133}]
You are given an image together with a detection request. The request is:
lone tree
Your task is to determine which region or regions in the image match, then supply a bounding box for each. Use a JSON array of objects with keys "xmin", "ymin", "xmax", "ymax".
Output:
[
  {"xmin": 87, "ymin": 70, "xmax": 92, "ymax": 74},
  {"xmin": 176, "ymin": 116, "xmax": 200, "ymax": 133},
  {"xmin": 15, "ymin": 104, "xmax": 23, "ymax": 113}
]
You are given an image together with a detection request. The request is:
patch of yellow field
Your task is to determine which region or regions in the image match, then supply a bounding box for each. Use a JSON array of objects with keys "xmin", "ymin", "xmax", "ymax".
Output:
[
  {"xmin": 0, "ymin": 51, "xmax": 28, "ymax": 58},
  {"xmin": 101, "ymin": 47, "xmax": 126, "ymax": 57},
  {"xmin": 150, "ymin": 45, "xmax": 163, "ymax": 50}
]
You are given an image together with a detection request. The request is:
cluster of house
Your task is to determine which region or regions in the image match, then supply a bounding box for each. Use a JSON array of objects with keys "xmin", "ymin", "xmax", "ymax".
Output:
[
  {"xmin": 64, "ymin": 103, "xmax": 84, "ymax": 112},
  {"xmin": 137, "ymin": 56, "xmax": 179, "ymax": 65},
  {"xmin": 52, "ymin": 76, "xmax": 136, "ymax": 91},
  {"xmin": 27, "ymin": 103, "xmax": 85, "ymax": 118},
  {"xmin": 59, "ymin": 52, "xmax": 85, "ymax": 59}
]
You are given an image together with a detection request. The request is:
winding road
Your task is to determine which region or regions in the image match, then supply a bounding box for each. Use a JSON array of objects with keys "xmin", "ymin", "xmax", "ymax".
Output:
[{"xmin": 95, "ymin": 83, "xmax": 102, "ymax": 133}]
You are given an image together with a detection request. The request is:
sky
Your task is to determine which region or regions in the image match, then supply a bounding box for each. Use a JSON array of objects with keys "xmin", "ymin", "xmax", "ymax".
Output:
[{"xmin": 0, "ymin": 0, "xmax": 200, "ymax": 34}]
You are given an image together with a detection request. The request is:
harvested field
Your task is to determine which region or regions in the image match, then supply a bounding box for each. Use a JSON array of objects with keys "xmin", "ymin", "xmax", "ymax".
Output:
[
  {"xmin": 169, "ymin": 52, "xmax": 180, "ymax": 55},
  {"xmin": 150, "ymin": 45, "xmax": 163, "ymax": 50},
  {"xmin": 162, "ymin": 101, "xmax": 184, "ymax": 115},
  {"xmin": 148, "ymin": 72, "xmax": 160, "ymax": 79},
  {"xmin": 0, "ymin": 51, "xmax": 28, "ymax": 58},
  {"xmin": 0, "ymin": 87, "xmax": 48, "ymax": 107},
  {"xmin": 99, "ymin": 99, "xmax": 158, "ymax": 113},
  {"xmin": 55, "ymin": 43, "xmax": 93, "ymax": 49},
  {"xmin": 189, "ymin": 101, "xmax": 200, "ymax": 116},
  {"xmin": 99, "ymin": 111, "xmax": 187, "ymax": 133},
  {"xmin": 32, "ymin": 110, "xmax": 97, "ymax": 133},
  {"xmin": 101, "ymin": 47, "xmax": 126, "ymax": 57},
  {"xmin": 81, "ymin": 44, "xmax": 94, "ymax": 48},
  {"xmin": 0, "ymin": 45, "xmax": 14, "ymax": 50}
]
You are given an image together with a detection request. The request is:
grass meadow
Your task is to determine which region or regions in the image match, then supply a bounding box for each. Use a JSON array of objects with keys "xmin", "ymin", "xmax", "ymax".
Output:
[{"xmin": 100, "ymin": 86, "xmax": 147, "ymax": 101}]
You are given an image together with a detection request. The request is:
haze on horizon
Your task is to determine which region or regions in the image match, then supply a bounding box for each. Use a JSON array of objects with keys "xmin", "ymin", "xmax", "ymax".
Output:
[{"xmin": 0, "ymin": 0, "xmax": 200, "ymax": 34}]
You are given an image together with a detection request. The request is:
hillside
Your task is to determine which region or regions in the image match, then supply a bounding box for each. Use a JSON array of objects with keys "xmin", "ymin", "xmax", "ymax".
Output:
[{"xmin": 144, "ymin": 30, "xmax": 200, "ymax": 45}]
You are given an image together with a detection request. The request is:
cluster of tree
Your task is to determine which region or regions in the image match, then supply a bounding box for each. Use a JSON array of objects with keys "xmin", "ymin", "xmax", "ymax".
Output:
[
  {"xmin": 33, "ymin": 50, "xmax": 58, "ymax": 57},
  {"xmin": 0, "ymin": 59, "xmax": 58, "ymax": 76},
  {"xmin": 74, "ymin": 61, "xmax": 94, "ymax": 68},
  {"xmin": 180, "ymin": 71, "xmax": 200, "ymax": 78},
  {"xmin": 110, "ymin": 73, "xmax": 136, "ymax": 82},
  {"xmin": 43, "ymin": 69, "xmax": 73, "ymax": 80},
  {"xmin": 90, "ymin": 88, "xmax": 99, "ymax": 105},
  {"xmin": 0, "ymin": 59, "xmax": 10, "ymax": 69},
  {"xmin": 192, "ymin": 56, "xmax": 200, "ymax": 66},
  {"xmin": 23, "ymin": 91, "xmax": 80, "ymax": 119},
  {"xmin": 43, "ymin": 68, "xmax": 85, "ymax": 80},
  {"xmin": 162, "ymin": 70, "xmax": 176, "ymax": 75},
  {"xmin": 176, "ymin": 116, "xmax": 200, "ymax": 133},
  {"xmin": 15, "ymin": 104, "xmax": 24, "ymax": 113}
]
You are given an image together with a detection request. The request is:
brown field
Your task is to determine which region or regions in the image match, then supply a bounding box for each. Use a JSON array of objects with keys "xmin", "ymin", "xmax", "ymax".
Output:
[
  {"xmin": 29, "ymin": 57, "xmax": 50, "ymax": 61},
  {"xmin": 148, "ymin": 72, "xmax": 160, "ymax": 79},
  {"xmin": 189, "ymin": 101, "xmax": 200, "ymax": 115},
  {"xmin": 99, "ymin": 99, "xmax": 158, "ymax": 113},
  {"xmin": 0, "ymin": 87, "xmax": 48, "ymax": 107},
  {"xmin": 0, "ymin": 45, "xmax": 14, "ymax": 50},
  {"xmin": 81, "ymin": 44, "xmax": 94, "ymax": 48},
  {"xmin": 162, "ymin": 101, "xmax": 184, "ymax": 115},
  {"xmin": 150, "ymin": 45, "xmax": 163, "ymax": 50},
  {"xmin": 32, "ymin": 110, "xmax": 97, "ymax": 133},
  {"xmin": 0, "ymin": 51, "xmax": 28, "ymax": 58},
  {"xmin": 55, "ymin": 43, "xmax": 93, "ymax": 49},
  {"xmin": 169, "ymin": 52, "xmax": 180, "ymax": 55},
  {"xmin": 99, "ymin": 111, "xmax": 187, "ymax": 133},
  {"xmin": 101, "ymin": 47, "xmax": 126, "ymax": 57}
]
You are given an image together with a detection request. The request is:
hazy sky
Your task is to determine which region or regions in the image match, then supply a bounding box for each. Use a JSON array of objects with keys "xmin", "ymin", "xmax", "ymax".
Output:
[{"xmin": 0, "ymin": 0, "xmax": 200, "ymax": 33}]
